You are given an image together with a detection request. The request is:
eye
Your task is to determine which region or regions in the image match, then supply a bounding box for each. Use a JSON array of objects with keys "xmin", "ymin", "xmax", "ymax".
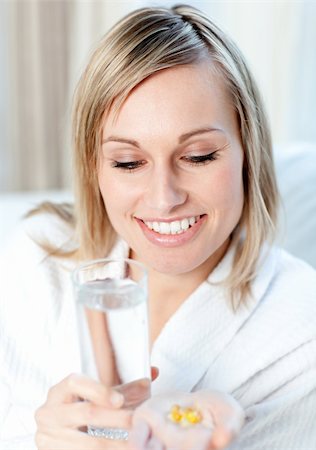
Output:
[
  {"xmin": 182, "ymin": 151, "xmax": 218, "ymax": 166},
  {"xmin": 111, "ymin": 160, "xmax": 146, "ymax": 171}
]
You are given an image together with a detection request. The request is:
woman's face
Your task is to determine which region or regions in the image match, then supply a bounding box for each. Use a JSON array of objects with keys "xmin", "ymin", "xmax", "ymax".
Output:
[{"xmin": 98, "ymin": 63, "xmax": 244, "ymax": 276}]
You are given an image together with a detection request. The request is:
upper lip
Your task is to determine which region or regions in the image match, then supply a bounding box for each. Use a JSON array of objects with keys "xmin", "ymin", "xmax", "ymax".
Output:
[{"xmin": 135, "ymin": 215, "xmax": 204, "ymax": 223}]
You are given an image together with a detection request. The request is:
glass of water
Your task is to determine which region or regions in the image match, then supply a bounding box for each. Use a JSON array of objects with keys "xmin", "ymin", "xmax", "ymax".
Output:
[{"xmin": 72, "ymin": 257, "xmax": 150, "ymax": 429}]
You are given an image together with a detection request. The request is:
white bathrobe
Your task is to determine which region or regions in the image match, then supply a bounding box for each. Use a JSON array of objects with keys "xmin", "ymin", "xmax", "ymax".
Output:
[{"xmin": 1, "ymin": 213, "xmax": 316, "ymax": 449}]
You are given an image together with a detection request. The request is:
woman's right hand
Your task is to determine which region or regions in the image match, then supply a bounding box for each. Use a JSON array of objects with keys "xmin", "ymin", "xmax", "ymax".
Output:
[
  {"xmin": 130, "ymin": 390, "xmax": 245, "ymax": 450},
  {"xmin": 34, "ymin": 373, "xmax": 132, "ymax": 450}
]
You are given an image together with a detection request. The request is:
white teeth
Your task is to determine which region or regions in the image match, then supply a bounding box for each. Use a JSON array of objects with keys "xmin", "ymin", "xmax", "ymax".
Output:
[
  {"xmin": 153, "ymin": 222, "xmax": 160, "ymax": 232},
  {"xmin": 143, "ymin": 216, "xmax": 200, "ymax": 235},
  {"xmin": 181, "ymin": 218, "xmax": 189, "ymax": 231},
  {"xmin": 160, "ymin": 222, "xmax": 170, "ymax": 234},
  {"xmin": 170, "ymin": 221, "xmax": 181, "ymax": 234}
]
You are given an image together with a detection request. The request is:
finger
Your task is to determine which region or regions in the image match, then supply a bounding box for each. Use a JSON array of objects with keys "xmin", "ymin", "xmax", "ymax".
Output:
[
  {"xmin": 129, "ymin": 420, "xmax": 151, "ymax": 449},
  {"xmin": 130, "ymin": 424, "xmax": 165, "ymax": 450},
  {"xmin": 37, "ymin": 401, "xmax": 133, "ymax": 429},
  {"xmin": 207, "ymin": 429, "xmax": 233, "ymax": 450},
  {"xmin": 208, "ymin": 412, "xmax": 244, "ymax": 450},
  {"xmin": 117, "ymin": 378, "xmax": 151, "ymax": 409},
  {"xmin": 151, "ymin": 367, "xmax": 159, "ymax": 381},
  {"xmin": 211, "ymin": 397, "xmax": 244, "ymax": 438},
  {"xmin": 147, "ymin": 435, "xmax": 164, "ymax": 450},
  {"xmin": 76, "ymin": 402, "xmax": 132, "ymax": 429},
  {"xmin": 195, "ymin": 391, "xmax": 244, "ymax": 434},
  {"xmin": 36, "ymin": 428, "xmax": 129, "ymax": 450},
  {"xmin": 46, "ymin": 374, "xmax": 124, "ymax": 408},
  {"xmin": 202, "ymin": 393, "xmax": 244, "ymax": 450}
]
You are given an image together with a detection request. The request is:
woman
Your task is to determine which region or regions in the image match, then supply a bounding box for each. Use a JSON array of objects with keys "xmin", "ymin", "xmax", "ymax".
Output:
[{"xmin": 1, "ymin": 4, "xmax": 316, "ymax": 450}]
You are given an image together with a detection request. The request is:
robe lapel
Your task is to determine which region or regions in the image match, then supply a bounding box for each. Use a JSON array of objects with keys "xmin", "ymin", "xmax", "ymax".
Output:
[{"xmin": 151, "ymin": 244, "xmax": 278, "ymax": 395}]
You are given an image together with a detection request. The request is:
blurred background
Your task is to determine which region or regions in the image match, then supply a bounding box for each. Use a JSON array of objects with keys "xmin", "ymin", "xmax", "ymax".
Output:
[{"xmin": 0, "ymin": 0, "xmax": 315, "ymax": 193}]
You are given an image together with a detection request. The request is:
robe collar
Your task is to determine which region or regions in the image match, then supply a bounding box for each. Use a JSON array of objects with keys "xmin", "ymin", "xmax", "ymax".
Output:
[
  {"xmin": 151, "ymin": 243, "xmax": 279, "ymax": 394},
  {"xmin": 49, "ymin": 238, "xmax": 278, "ymax": 393}
]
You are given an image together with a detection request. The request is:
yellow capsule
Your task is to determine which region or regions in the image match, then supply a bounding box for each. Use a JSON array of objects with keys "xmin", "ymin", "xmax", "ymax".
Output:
[
  {"xmin": 168, "ymin": 404, "xmax": 203, "ymax": 426},
  {"xmin": 183, "ymin": 407, "xmax": 203, "ymax": 424},
  {"xmin": 169, "ymin": 405, "xmax": 183, "ymax": 423}
]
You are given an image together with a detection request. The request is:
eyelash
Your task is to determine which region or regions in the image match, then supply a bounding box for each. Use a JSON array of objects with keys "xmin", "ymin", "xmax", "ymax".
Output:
[
  {"xmin": 111, "ymin": 151, "xmax": 218, "ymax": 172},
  {"xmin": 111, "ymin": 160, "xmax": 146, "ymax": 171},
  {"xmin": 182, "ymin": 151, "xmax": 218, "ymax": 166}
]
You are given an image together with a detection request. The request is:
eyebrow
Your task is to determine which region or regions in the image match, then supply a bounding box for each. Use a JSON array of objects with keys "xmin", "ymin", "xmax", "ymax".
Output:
[{"xmin": 101, "ymin": 127, "xmax": 222, "ymax": 148}]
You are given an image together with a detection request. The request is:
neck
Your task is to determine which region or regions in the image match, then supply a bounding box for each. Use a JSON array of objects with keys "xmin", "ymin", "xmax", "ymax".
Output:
[
  {"xmin": 151, "ymin": 242, "xmax": 228, "ymax": 300},
  {"xmin": 130, "ymin": 240, "xmax": 229, "ymax": 344}
]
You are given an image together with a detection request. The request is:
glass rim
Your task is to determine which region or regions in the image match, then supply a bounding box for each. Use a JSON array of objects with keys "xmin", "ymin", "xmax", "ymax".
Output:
[{"xmin": 72, "ymin": 257, "xmax": 148, "ymax": 293}]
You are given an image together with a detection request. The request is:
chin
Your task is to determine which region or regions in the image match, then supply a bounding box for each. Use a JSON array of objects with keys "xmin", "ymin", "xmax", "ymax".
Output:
[{"xmin": 145, "ymin": 253, "xmax": 204, "ymax": 276}]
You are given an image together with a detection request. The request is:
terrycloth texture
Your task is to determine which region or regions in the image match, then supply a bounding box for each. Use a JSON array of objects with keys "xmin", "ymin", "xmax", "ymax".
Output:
[{"xmin": 1, "ymin": 214, "xmax": 316, "ymax": 449}]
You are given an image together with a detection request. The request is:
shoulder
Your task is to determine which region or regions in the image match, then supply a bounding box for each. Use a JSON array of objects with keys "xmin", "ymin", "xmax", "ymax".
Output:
[
  {"xmin": 247, "ymin": 246, "xmax": 316, "ymax": 352},
  {"xmin": 0, "ymin": 211, "xmax": 78, "ymax": 410},
  {"xmin": 266, "ymin": 246, "xmax": 316, "ymax": 304},
  {"xmin": 0, "ymin": 211, "xmax": 77, "ymax": 358},
  {"xmin": 276, "ymin": 245, "xmax": 316, "ymax": 277},
  {"xmin": 0, "ymin": 210, "xmax": 76, "ymax": 317},
  {"xmin": 1, "ymin": 207, "xmax": 76, "ymax": 264},
  {"xmin": 233, "ymin": 245, "xmax": 316, "ymax": 368}
]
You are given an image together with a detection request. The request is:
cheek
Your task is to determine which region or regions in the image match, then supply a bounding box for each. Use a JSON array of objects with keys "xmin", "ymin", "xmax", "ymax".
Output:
[
  {"xmin": 98, "ymin": 170, "xmax": 121, "ymax": 221},
  {"xmin": 98, "ymin": 168, "xmax": 140, "ymax": 222},
  {"xmin": 210, "ymin": 163, "xmax": 244, "ymax": 210}
]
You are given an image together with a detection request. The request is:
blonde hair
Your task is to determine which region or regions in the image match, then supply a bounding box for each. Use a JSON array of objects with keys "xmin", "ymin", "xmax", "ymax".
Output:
[{"xmin": 40, "ymin": 5, "xmax": 279, "ymax": 306}]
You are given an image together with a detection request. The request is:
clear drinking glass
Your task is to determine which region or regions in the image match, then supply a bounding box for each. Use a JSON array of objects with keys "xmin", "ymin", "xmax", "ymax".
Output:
[{"xmin": 72, "ymin": 258, "xmax": 150, "ymax": 436}]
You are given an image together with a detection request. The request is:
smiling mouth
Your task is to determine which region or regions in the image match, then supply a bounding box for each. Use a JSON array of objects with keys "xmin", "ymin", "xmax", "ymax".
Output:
[{"xmin": 141, "ymin": 215, "xmax": 203, "ymax": 235}]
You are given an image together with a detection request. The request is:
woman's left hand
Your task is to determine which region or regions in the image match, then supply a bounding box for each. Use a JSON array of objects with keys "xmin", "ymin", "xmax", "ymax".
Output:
[
  {"xmin": 130, "ymin": 390, "xmax": 245, "ymax": 450},
  {"xmin": 35, "ymin": 373, "xmax": 133, "ymax": 450},
  {"xmin": 35, "ymin": 368, "xmax": 159, "ymax": 450}
]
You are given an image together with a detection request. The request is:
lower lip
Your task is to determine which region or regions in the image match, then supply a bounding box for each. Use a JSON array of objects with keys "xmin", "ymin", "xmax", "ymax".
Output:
[{"xmin": 135, "ymin": 216, "xmax": 207, "ymax": 248}]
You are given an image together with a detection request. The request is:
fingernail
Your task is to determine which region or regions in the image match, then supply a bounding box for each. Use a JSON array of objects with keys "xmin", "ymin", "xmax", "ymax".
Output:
[{"xmin": 110, "ymin": 391, "xmax": 124, "ymax": 407}]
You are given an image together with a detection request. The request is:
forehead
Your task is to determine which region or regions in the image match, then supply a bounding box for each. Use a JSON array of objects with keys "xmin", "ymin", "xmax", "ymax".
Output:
[{"xmin": 102, "ymin": 62, "xmax": 236, "ymax": 138}]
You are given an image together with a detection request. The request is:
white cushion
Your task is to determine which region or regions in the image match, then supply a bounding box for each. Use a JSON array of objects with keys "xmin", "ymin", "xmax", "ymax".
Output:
[{"xmin": 274, "ymin": 142, "xmax": 316, "ymax": 268}]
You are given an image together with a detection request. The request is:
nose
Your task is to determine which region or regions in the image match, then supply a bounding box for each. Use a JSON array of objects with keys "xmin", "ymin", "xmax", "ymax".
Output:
[{"xmin": 143, "ymin": 165, "xmax": 187, "ymax": 214}]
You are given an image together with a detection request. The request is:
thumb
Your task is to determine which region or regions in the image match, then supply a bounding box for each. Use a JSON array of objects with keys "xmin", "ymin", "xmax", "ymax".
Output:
[{"xmin": 208, "ymin": 428, "xmax": 233, "ymax": 450}]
